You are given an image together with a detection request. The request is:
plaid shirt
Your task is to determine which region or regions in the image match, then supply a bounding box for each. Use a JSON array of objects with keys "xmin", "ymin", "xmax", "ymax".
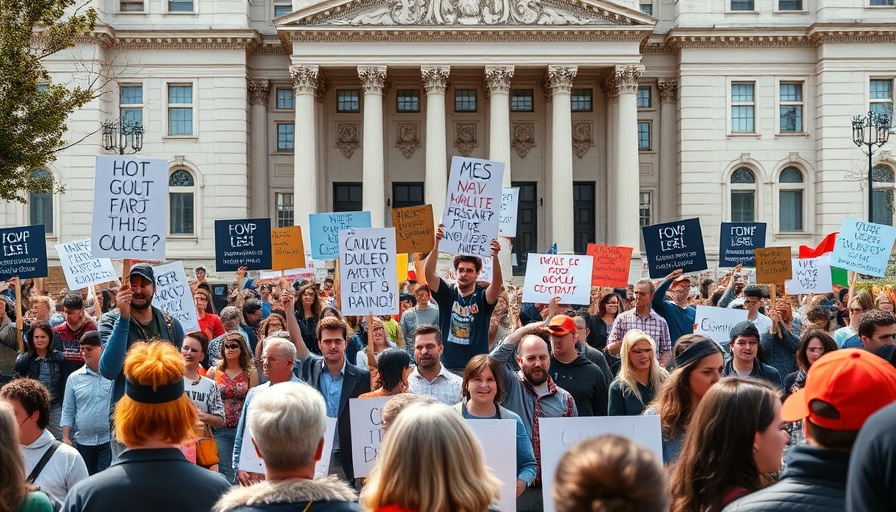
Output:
[
  {"xmin": 607, "ymin": 308, "xmax": 671, "ymax": 362},
  {"xmin": 519, "ymin": 372, "xmax": 576, "ymax": 484}
]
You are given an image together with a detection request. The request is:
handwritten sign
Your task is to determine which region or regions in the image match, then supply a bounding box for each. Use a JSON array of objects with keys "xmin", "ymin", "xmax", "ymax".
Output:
[
  {"xmin": 719, "ymin": 222, "xmax": 767, "ymax": 267},
  {"xmin": 271, "ymin": 226, "xmax": 306, "ymax": 271},
  {"xmin": 391, "ymin": 205, "xmax": 434, "ymax": 253},
  {"xmin": 586, "ymin": 244, "xmax": 633, "ymax": 288},
  {"xmin": 785, "ymin": 256, "xmax": 833, "ymax": 295},
  {"xmin": 539, "ymin": 416, "xmax": 663, "ymax": 512},
  {"xmin": 754, "ymin": 247, "xmax": 792, "ymax": 288},
  {"xmin": 238, "ymin": 413, "xmax": 335, "ymax": 477},
  {"xmin": 522, "ymin": 253, "xmax": 594, "ymax": 305},
  {"xmin": 499, "ymin": 187, "xmax": 520, "ymax": 237},
  {"xmin": 54, "ymin": 239, "xmax": 117, "ymax": 290},
  {"xmin": 349, "ymin": 397, "xmax": 391, "ymax": 478},
  {"xmin": 309, "ymin": 211, "xmax": 372, "ymax": 260},
  {"xmin": 465, "ymin": 419, "xmax": 517, "ymax": 512},
  {"xmin": 339, "ymin": 228, "xmax": 398, "ymax": 316},
  {"xmin": 831, "ymin": 218, "xmax": 896, "ymax": 277},
  {"xmin": 0, "ymin": 225, "xmax": 47, "ymax": 281},
  {"xmin": 641, "ymin": 218, "xmax": 707, "ymax": 279},
  {"xmin": 694, "ymin": 305, "xmax": 748, "ymax": 347},
  {"xmin": 151, "ymin": 261, "xmax": 199, "ymax": 333},
  {"xmin": 478, "ymin": 256, "xmax": 493, "ymax": 282},
  {"xmin": 214, "ymin": 218, "xmax": 273, "ymax": 271},
  {"xmin": 441, "ymin": 156, "xmax": 505, "ymax": 257},
  {"xmin": 91, "ymin": 156, "xmax": 168, "ymax": 260}
]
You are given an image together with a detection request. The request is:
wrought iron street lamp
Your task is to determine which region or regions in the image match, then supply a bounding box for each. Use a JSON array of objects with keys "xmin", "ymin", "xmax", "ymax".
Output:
[
  {"xmin": 852, "ymin": 110, "xmax": 891, "ymax": 223},
  {"xmin": 102, "ymin": 118, "xmax": 144, "ymax": 155}
]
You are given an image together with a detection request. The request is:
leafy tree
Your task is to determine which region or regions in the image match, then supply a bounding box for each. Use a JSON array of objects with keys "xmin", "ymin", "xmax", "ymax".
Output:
[{"xmin": 0, "ymin": 0, "xmax": 96, "ymax": 202}]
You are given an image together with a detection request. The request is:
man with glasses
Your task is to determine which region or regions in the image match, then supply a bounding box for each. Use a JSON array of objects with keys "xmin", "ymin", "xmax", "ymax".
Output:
[
  {"xmin": 722, "ymin": 321, "xmax": 782, "ymax": 388},
  {"xmin": 399, "ymin": 284, "xmax": 440, "ymax": 352},
  {"xmin": 606, "ymin": 279, "xmax": 672, "ymax": 365}
]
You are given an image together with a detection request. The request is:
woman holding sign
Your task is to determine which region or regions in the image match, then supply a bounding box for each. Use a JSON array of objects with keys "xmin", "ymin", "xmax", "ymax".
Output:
[{"xmin": 609, "ymin": 330, "xmax": 668, "ymax": 416}]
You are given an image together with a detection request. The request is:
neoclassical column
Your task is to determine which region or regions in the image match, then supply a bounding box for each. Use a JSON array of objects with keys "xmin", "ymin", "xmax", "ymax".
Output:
[
  {"xmin": 658, "ymin": 79, "xmax": 679, "ymax": 223},
  {"xmin": 600, "ymin": 75, "xmax": 619, "ymax": 243},
  {"xmin": 609, "ymin": 65, "xmax": 644, "ymax": 255},
  {"xmin": 485, "ymin": 65, "xmax": 514, "ymax": 274},
  {"xmin": 248, "ymin": 79, "xmax": 270, "ymax": 219},
  {"xmin": 546, "ymin": 65, "xmax": 577, "ymax": 253},
  {"xmin": 358, "ymin": 65, "xmax": 387, "ymax": 227},
  {"xmin": 290, "ymin": 66, "xmax": 319, "ymax": 242},
  {"xmin": 422, "ymin": 65, "xmax": 450, "ymax": 223}
]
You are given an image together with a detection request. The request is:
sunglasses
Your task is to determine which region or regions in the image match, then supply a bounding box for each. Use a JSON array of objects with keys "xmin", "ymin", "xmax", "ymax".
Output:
[{"xmin": 224, "ymin": 344, "xmax": 241, "ymax": 350}]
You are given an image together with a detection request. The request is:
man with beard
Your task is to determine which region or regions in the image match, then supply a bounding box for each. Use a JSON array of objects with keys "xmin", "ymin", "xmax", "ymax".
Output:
[{"xmin": 407, "ymin": 325, "xmax": 462, "ymax": 405}]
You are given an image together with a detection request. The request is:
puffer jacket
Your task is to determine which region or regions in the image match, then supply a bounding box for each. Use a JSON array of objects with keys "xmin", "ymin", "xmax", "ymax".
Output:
[{"xmin": 212, "ymin": 476, "xmax": 361, "ymax": 512}]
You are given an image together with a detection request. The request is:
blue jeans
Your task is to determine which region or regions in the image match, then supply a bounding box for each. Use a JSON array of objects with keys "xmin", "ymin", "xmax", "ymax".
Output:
[
  {"xmin": 75, "ymin": 442, "xmax": 112, "ymax": 475},
  {"xmin": 215, "ymin": 427, "xmax": 237, "ymax": 485}
]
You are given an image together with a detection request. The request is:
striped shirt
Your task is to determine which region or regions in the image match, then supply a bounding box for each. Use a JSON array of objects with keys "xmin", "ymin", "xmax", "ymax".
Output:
[{"xmin": 607, "ymin": 309, "xmax": 671, "ymax": 362}]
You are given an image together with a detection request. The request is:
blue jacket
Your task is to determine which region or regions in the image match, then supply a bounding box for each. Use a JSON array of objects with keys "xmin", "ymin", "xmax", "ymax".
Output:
[{"xmin": 652, "ymin": 279, "xmax": 696, "ymax": 345}]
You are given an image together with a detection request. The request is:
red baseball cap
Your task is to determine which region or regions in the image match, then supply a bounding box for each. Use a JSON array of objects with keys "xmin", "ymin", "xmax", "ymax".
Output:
[
  {"xmin": 781, "ymin": 349, "xmax": 896, "ymax": 430},
  {"xmin": 547, "ymin": 315, "xmax": 577, "ymax": 336}
]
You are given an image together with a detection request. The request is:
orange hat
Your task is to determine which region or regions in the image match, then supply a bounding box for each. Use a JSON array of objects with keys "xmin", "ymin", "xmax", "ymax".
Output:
[
  {"xmin": 781, "ymin": 349, "xmax": 896, "ymax": 430},
  {"xmin": 547, "ymin": 315, "xmax": 577, "ymax": 336}
]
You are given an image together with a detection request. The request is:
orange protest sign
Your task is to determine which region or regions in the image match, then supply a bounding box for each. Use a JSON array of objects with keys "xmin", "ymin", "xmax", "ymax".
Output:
[
  {"xmin": 754, "ymin": 246, "xmax": 792, "ymax": 288},
  {"xmin": 586, "ymin": 244, "xmax": 633, "ymax": 288},
  {"xmin": 271, "ymin": 226, "xmax": 306, "ymax": 271},
  {"xmin": 391, "ymin": 205, "xmax": 434, "ymax": 254}
]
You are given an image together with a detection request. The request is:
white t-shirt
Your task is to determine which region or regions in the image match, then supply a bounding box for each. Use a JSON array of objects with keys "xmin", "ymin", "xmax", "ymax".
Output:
[
  {"xmin": 183, "ymin": 376, "xmax": 225, "ymax": 424},
  {"xmin": 750, "ymin": 313, "xmax": 773, "ymax": 336},
  {"xmin": 22, "ymin": 429, "xmax": 88, "ymax": 507}
]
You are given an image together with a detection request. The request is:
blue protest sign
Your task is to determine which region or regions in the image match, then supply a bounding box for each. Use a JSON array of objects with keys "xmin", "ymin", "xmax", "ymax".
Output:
[
  {"xmin": 719, "ymin": 222, "xmax": 767, "ymax": 267},
  {"xmin": 642, "ymin": 218, "xmax": 708, "ymax": 279},
  {"xmin": 214, "ymin": 219, "xmax": 273, "ymax": 271},
  {"xmin": 0, "ymin": 225, "xmax": 48, "ymax": 280},
  {"xmin": 308, "ymin": 211, "xmax": 372, "ymax": 260},
  {"xmin": 831, "ymin": 218, "xmax": 896, "ymax": 277}
]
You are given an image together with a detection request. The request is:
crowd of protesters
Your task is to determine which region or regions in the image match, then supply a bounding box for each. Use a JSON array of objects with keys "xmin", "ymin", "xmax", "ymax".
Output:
[{"xmin": 2, "ymin": 229, "xmax": 896, "ymax": 512}]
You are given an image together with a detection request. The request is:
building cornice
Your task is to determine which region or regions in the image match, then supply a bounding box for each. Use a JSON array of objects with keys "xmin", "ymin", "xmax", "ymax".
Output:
[
  {"xmin": 280, "ymin": 25, "xmax": 651, "ymax": 44},
  {"xmin": 74, "ymin": 26, "xmax": 263, "ymax": 51},
  {"xmin": 662, "ymin": 24, "xmax": 896, "ymax": 50}
]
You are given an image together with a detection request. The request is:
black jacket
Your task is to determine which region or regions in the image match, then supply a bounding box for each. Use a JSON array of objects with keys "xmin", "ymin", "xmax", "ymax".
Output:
[
  {"xmin": 846, "ymin": 402, "xmax": 896, "ymax": 512},
  {"xmin": 14, "ymin": 350, "xmax": 68, "ymax": 406},
  {"xmin": 722, "ymin": 444, "xmax": 850, "ymax": 512},
  {"xmin": 723, "ymin": 358, "xmax": 783, "ymax": 388},
  {"xmin": 213, "ymin": 476, "xmax": 361, "ymax": 512},
  {"xmin": 549, "ymin": 355, "xmax": 608, "ymax": 416}
]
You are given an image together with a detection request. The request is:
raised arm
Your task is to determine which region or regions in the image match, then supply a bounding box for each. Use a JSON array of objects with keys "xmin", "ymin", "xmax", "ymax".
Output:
[
  {"xmin": 424, "ymin": 226, "xmax": 444, "ymax": 294},
  {"xmin": 485, "ymin": 239, "xmax": 503, "ymax": 305},
  {"xmin": 279, "ymin": 290, "xmax": 310, "ymax": 362}
]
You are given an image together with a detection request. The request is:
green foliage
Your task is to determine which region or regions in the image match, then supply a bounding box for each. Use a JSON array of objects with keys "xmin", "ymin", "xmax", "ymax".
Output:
[{"xmin": 0, "ymin": 0, "xmax": 96, "ymax": 202}]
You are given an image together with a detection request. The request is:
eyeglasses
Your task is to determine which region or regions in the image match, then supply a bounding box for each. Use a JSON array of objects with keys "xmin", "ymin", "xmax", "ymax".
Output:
[
  {"xmin": 224, "ymin": 344, "xmax": 240, "ymax": 350},
  {"xmin": 743, "ymin": 300, "xmax": 759, "ymax": 305}
]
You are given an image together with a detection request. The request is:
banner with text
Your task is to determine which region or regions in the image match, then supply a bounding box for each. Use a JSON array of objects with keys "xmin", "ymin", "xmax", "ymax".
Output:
[
  {"xmin": 270, "ymin": 226, "xmax": 306, "ymax": 271},
  {"xmin": 349, "ymin": 397, "xmax": 391, "ymax": 478},
  {"xmin": 522, "ymin": 253, "xmax": 593, "ymax": 305},
  {"xmin": 499, "ymin": 187, "xmax": 520, "ymax": 238},
  {"xmin": 785, "ymin": 256, "xmax": 833, "ymax": 295},
  {"xmin": 151, "ymin": 261, "xmax": 200, "ymax": 333},
  {"xmin": 642, "ymin": 218, "xmax": 708, "ymax": 278},
  {"xmin": 339, "ymin": 228, "xmax": 398, "ymax": 316},
  {"xmin": 586, "ymin": 244, "xmax": 633, "ymax": 288},
  {"xmin": 0, "ymin": 225, "xmax": 48, "ymax": 281},
  {"xmin": 91, "ymin": 156, "xmax": 168, "ymax": 260},
  {"xmin": 441, "ymin": 156, "xmax": 505, "ymax": 256},
  {"xmin": 55, "ymin": 239, "xmax": 118, "ymax": 290},
  {"xmin": 392, "ymin": 204, "xmax": 435, "ymax": 254},
  {"xmin": 754, "ymin": 247, "xmax": 793, "ymax": 288},
  {"xmin": 309, "ymin": 211, "xmax": 372, "ymax": 260},
  {"xmin": 694, "ymin": 305, "xmax": 748, "ymax": 347},
  {"xmin": 831, "ymin": 218, "xmax": 896, "ymax": 277},
  {"xmin": 719, "ymin": 222, "xmax": 767, "ymax": 267},
  {"xmin": 214, "ymin": 219, "xmax": 273, "ymax": 271},
  {"xmin": 465, "ymin": 419, "xmax": 517, "ymax": 512}
]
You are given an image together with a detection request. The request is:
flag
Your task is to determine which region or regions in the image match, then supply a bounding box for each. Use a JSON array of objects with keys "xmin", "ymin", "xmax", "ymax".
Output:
[{"xmin": 800, "ymin": 232, "xmax": 848, "ymax": 287}]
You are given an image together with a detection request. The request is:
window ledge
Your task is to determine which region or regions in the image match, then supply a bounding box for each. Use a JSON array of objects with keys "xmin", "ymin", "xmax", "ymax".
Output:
[
  {"xmin": 162, "ymin": 135, "xmax": 198, "ymax": 141},
  {"xmin": 167, "ymin": 235, "xmax": 199, "ymax": 241},
  {"xmin": 727, "ymin": 133, "xmax": 761, "ymax": 138},
  {"xmin": 776, "ymin": 132, "xmax": 809, "ymax": 137}
]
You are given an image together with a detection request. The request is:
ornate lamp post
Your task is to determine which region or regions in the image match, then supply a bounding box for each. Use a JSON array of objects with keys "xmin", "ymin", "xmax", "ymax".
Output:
[
  {"xmin": 852, "ymin": 111, "xmax": 891, "ymax": 222},
  {"xmin": 101, "ymin": 118, "xmax": 144, "ymax": 155}
]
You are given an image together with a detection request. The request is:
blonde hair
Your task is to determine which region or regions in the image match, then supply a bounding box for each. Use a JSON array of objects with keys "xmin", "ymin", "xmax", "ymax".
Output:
[
  {"xmin": 0, "ymin": 402, "xmax": 32, "ymax": 512},
  {"xmin": 360, "ymin": 402, "xmax": 501, "ymax": 512},
  {"xmin": 618, "ymin": 330, "xmax": 668, "ymax": 403}
]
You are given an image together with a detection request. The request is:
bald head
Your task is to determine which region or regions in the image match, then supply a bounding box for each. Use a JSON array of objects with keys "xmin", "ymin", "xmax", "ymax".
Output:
[
  {"xmin": 517, "ymin": 334, "xmax": 550, "ymax": 386},
  {"xmin": 519, "ymin": 334, "xmax": 550, "ymax": 357}
]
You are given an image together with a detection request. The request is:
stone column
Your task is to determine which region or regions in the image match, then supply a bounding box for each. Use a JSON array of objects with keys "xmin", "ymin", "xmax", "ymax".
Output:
[
  {"xmin": 248, "ymin": 80, "xmax": 270, "ymax": 219},
  {"xmin": 485, "ymin": 65, "xmax": 514, "ymax": 273},
  {"xmin": 600, "ymin": 75, "xmax": 619, "ymax": 243},
  {"xmin": 546, "ymin": 65, "xmax": 577, "ymax": 253},
  {"xmin": 358, "ymin": 65, "xmax": 387, "ymax": 227},
  {"xmin": 290, "ymin": 66, "xmax": 319, "ymax": 243},
  {"xmin": 658, "ymin": 79, "xmax": 679, "ymax": 223},
  {"xmin": 422, "ymin": 65, "xmax": 450, "ymax": 223},
  {"xmin": 610, "ymin": 65, "xmax": 644, "ymax": 257}
]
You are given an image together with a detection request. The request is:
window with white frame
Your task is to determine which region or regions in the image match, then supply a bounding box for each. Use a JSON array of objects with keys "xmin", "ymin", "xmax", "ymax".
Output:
[
  {"xmin": 276, "ymin": 193, "xmax": 294, "ymax": 227},
  {"xmin": 169, "ymin": 169, "xmax": 195, "ymax": 235},
  {"xmin": 638, "ymin": 121, "xmax": 651, "ymax": 151},
  {"xmin": 731, "ymin": 82, "xmax": 756, "ymax": 133},
  {"xmin": 120, "ymin": 0, "xmax": 144, "ymax": 11},
  {"xmin": 639, "ymin": 2, "xmax": 653, "ymax": 15},
  {"xmin": 778, "ymin": 0, "xmax": 803, "ymax": 9},
  {"xmin": 276, "ymin": 88, "xmax": 294, "ymax": 110},
  {"xmin": 731, "ymin": 0, "xmax": 754, "ymax": 10},
  {"xmin": 637, "ymin": 86, "xmax": 652, "ymax": 109},
  {"xmin": 29, "ymin": 170, "xmax": 53, "ymax": 235},
  {"xmin": 872, "ymin": 165, "xmax": 895, "ymax": 226},
  {"xmin": 277, "ymin": 123, "xmax": 295, "ymax": 152},
  {"xmin": 167, "ymin": 84, "xmax": 193, "ymax": 136},
  {"xmin": 273, "ymin": 0, "xmax": 292, "ymax": 17},
  {"xmin": 779, "ymin": 167, "xmax": 804, "ymax": 232},
  {"xmin": 779, "ymin": 82, "xmax": 804, "ymax": 133},
  {"xmin": 639, "ymin": 192, "xmax": 653, "ymax": 227},
  {"xmin": 870, "ymin": 79, "xmax": 894, "ymax": 119},
  {"xmin": 168, "ymin": 0, "xmax": 193, "ymax": 12},
  {"xmin": 120, "ymin": 84, "xmax": 143, "ymax": 127},
  {"xmin": 730, "ymin": 167, "xmax": 756, "ymax": 222}
]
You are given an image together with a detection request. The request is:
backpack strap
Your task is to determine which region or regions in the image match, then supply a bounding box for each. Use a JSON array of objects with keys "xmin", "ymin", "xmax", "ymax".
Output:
[{"xmin": 26, "ymin": 440, "xmax": 62, "ymax": 484}]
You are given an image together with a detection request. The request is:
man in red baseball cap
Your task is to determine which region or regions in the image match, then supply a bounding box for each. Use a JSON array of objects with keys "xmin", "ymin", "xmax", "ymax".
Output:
[
  {"xmin": 544, "ymin": 314, "xmax": 608, "ymax": 416},
  {"xmin": 722, "ymin": 349, "xmax": 896, "ymax": 512}
]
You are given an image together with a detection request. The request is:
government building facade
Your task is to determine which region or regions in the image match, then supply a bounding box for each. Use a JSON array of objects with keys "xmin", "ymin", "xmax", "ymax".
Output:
[{"xmin": 4, "ymin": 0, "xmax": 896, "ymax": 276}]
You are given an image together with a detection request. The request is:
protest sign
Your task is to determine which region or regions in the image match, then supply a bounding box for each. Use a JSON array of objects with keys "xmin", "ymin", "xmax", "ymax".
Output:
[
  {"xmin": 478, "ymin": 256, "xmax": 493, "ymax": 282},
  {"xmin": 586, "ymin": 244, "xmax": 633, "ymax": 288},
  {"xmin": 0, "ymin": 225, "xmax": 48, "ymax": 281},
  {"xmin": 719, "ymin": 222, "xmax": 767, "ymax": 267},
  {"xmin": 396, "ymin": 253, "xmax": 408, "ymax": 287},
  {"xmin": 522, "ymin": 253, "xmax": 593, "ymax": 305},
  {"xmin": 499, "ymin": 187, "xmax": 520, "ymax": 237},
  {"xmin": 641, "ymin": 218, "xmax": 708, "ymax": 278},
  {"xmin": 441, "ymin": 156, "xmax": 505, "ymax": 257},
  {"xmin": 260, "ymin": 268, "xmax": 315, "ymax": 281},
  {"xmin": 214, "ymin": 219, "xmax": 273, "ymax": 271},
  {"xmin": 55, "ymin": 239, "xmax": 118, "ymax": 290},
  {"xmin": 785, "ymin": 256, "xmax": 833, "ymax": 295},
  {"xmin": 465, "ymin": 419, "xmax": 517, "ymax": 512},
  {"xmin": 271, "ymin": 226, "xmax": 306, "ymax": 271},
  {"xmin": 694, "ymin": 305, "xmax": 748, "ymax": 347},
  {"xmin": 151, "ymin": 261, "xmax": 199, "ymax": 333},
  {"xmin": 309, "ymin": 211, "xmax": 372, "ymax": 260},
  {"xmin": 349, "ymin": 397, "xmax": 391, "ymax": 478},
  {"xmin": 238, "ymin": 414, "xmax": 336, "ymax": 476},
  {"xmin": 831, "ymin": 218, "xmax": 896, "ymax": 277},
  {"xmin": 754, "ymin": 247, "xmax": 793, "ymax": 288},
  {"xmin": 91, "ymin": 156, "xmax": 168, "ymax": 261},
  {"xmin": 539, "ymin": 416, "xmax": 663, "ymax": 512},
  {"xmin": 339, "ymin": 228, "xmax": 398, "ymax": 316},
  {"xmin": 391, "ymin": 205, "xmax": 434, "ymax": 253}
]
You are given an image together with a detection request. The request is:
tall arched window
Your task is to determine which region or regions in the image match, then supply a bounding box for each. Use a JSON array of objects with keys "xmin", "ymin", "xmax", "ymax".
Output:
[
  {"xmin": 169, "ymin": 169, "xmax": 195, "ymax": 235},
  {"xmin": 730, "ymin": 167, "xmax": 756, "ymax": 222},
  {"xmin": 872, "ymin": 165, "xmax": 895, "ymax": 227},
  {"xmin": 29, "ymin": 169, "xmax": 53, "ymax": 234},
  {"xmin": 779, "ymin": 166, "xmax": 804, "ymax": 232}
]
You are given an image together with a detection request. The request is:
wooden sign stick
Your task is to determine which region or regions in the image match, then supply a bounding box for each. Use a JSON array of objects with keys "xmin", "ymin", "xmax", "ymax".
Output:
[{"xmin": 770, "ymin": 284, "xmax": 777, "ymax": 336}]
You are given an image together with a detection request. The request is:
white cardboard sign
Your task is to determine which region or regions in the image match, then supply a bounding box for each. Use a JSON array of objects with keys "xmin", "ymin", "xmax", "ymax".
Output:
[
  {"xmin": 349, "ymin": 397, "xmax": 391, "ymax": 478},
  {"xmin": 785, "ymin": 256, "xmax": 833, "ymax": 295},
  {"xmin": 478, "ymin": 256, "xmax": 493, "ymax": 282},
  {"xmin": 499, "ymin": 187, "xmax": 520, "ymax": 238},
  {"xmin": 465, "ymin": 419, "xmax": 517, "ymax": 512},
  {"xmin": 339, "ymin": 228, "xmax": 398, "ymax": 316},
  {"xmin": 522, "ymin": 253, "xmax": 594, "ymax": 305},
  {"xmin": 238, "ymin": 415, "xmax": 336, "ymax": 477},
  {"xmin": 151, "ymin": 261, "xmax": 200, "ymax": 334},
  {"xmin": 694, "ymin": 305, "xmax": 748, "ymax": 347},
  {"xmin": 441, "ymin": 156, "xmax": 505, "ymax": 257},
  {"xmin": 54, "ymin": 239, "xmax": 118, "ymax": 290}
]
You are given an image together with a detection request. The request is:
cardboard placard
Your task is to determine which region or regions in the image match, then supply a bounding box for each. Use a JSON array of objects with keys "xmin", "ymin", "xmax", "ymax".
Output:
[
  {"xmin": 641, "ymin": 218, "xmax": 708, "ymax": 279},
  {"xmin": 338, "ymin": 228, "xmax": 398, "ymax": 316},
  {"xmin": 499, "ymin": 187, "xmax": 520, "ymax": 237},
  {"xmin": 539, "ymin": 416, "xmax": 663, "ymax": 512},
  {"xmin": 238, "ymin": 414, "xmax": 336, "ymax": 477},
  {"xmin": 91, "ymin": 156, "xmax": 168, "ymax": 260},
  {"xmin": 441, "ymin": 156, "xmax": 505, "ymax": 257},
  {"xmin": 522, "ymin": 253, "xmax": 594, "ymax": 305},
  {"xmin": 719, "ymin": 222, "xmax": 767, "ymax": 268},
  {"xmin": 349, "ymin": 397, "xmax": 391, "ymax": 478},
  {"xmin": 271, "ymin": 226, "xmax": 306, "ymax": 271},
  {"xmin": 0, "ymin": 225, "xmax": 48, "ymax": 281},
  {"xmin": 586, "ymin": 244, "xmax": 633, "ymax": 288},
  {"xmin": 465, "ymin": 419, "xmax": 518, "ymax": 512},
  {"xmin": 150, "ymin": 261, "xmax": 200, "ymax": 333},
  {"xmin": 694, "ymin": 305, "xmax": 748, "ymax": 347},
  {"xmin": 478, "ymin": 256, "xmax": 493, "ymax": 282},
  {"xmin": 55, "ymin": 239, "xmax": 118, "ymax": 291},
  {"xmin": 785, "ymin": 256, "xmax": 833, "ymax": 295},
  {"xmin": 391, "ymin": 205, "xmax": 435, "ymax": 253},
  {"xmin": 214, "ymin": 218, "xmax": 273, "ymax": 271},
  {"xmin": 831, "ymin": 218, "xmax": 896, "ymax": 277},
  {"xmin": 754, "ymin": 247, "xmax": 793, "ymax": 288},
  {"xmin": 309, "ymin": 211, "xmax": 372, "ymax": 260}
]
